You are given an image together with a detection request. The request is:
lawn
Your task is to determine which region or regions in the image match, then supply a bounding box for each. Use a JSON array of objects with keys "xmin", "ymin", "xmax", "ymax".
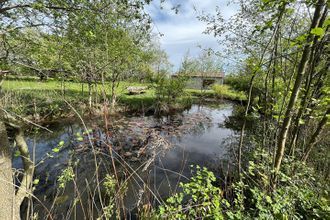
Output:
[
  {"xmin": 2, "ymin": 79, "xmax": 149, "ymax": 95},
  {"xmin": 1, "ymin": 79, "xmax": 155, "ymax": 117},
  {"xmin": 2, "ymin": 79, "xmax": 154, "ymax": 104},
  {"xmin": 1, "ymin": 79, "xmax": 245, "ymax": 119}
]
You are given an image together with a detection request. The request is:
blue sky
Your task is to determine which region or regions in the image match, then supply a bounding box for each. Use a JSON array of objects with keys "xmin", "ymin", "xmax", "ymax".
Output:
[{"xmin": 146, "ymin": 0, "xmax": 238, "ymax": 72}]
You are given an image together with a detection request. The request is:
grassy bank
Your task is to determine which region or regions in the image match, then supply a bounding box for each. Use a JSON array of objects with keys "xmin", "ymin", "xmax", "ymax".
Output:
[
  {"xmin": 187, "ymin": 85, "xmax": 246, "ymax": 102},
  {"xmin": 1, "ymin": 79, "xmax": 245, "ymax": 120}
]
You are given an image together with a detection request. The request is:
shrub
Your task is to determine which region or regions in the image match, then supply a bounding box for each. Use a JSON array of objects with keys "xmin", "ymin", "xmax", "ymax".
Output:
[
  {"xmin": 156, "ymin": 166, "xmax": 225, "ymax": 219},
  {"xmin": 226, "ymin": 150, "xmax": 330, "ymax": 219},
  {"xmin": 154, "ymin": 152, "xmax": 330, "ymax": 219},
  {"xmin": 153, "ymin": 73, "xmax": 189, "ymax": 113},
  {"xmin": 212, "ymin": 84, "xmax": 230, "ymax": 97},
  {"xmin": 212, "ymin": 84, "xmax": 246, "ymax": 101}
]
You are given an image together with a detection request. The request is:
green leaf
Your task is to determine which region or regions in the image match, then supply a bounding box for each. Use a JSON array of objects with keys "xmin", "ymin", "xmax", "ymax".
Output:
[
  {"xmin": 310, "ymin": 27, "xmax": 324, "ymax": 37},
  {"xmin": 299, "ymin": 119, "xmax": 305, "ymax": 125},
  {"xmin": 296, "ymin": 34, "xmax": 307, "ymax": 42},
  {"xmin": 52, "ymin": 147, "xmax": 60, "ymax": 153},
  {"xmin": 14, "ymin": 150, "xmax": 21, "ymax": 157},
  {"xmin": 58, "ymin": 140, "xmax": 65, "ymax": 147},
  {"xmin": 323, "ymin": 18, "xmax": 330, "ymax": 28},
  {"xmin": 33, "ymin": 179, "xmax": 40, "ymax": 185}
]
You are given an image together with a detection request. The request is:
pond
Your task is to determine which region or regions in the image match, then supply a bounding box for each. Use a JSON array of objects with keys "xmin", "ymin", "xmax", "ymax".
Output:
[{"xmin": 15, "ymin": 102, "xmax": 241, "ymax": 218}]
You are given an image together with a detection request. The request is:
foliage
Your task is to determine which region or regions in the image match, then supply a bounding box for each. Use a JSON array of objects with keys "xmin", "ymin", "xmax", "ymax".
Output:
[
  {"xmin": 148, "ymin": 39, "xmax": 174, "ymax": 77},
  {"xmin": 178, "ymin": 49, "xmax": 223, "ymax": 76},
  {"xmin": 1, "ymin": 0, "xmax": 156, "ymax": 108},
  {"xmin": 228, "ymin": 150, "xmax": 330, "ymax": 220},
  {"xmin": 157, "ymin": 166, "xmax": 224, "ymax": 219},
  {"xmin": 213, "ymin": 84, "xmax": 230, "ymax": 96},
  {"xmin": 201, "ymin": 0, "xmax": 329, "ymax": 174},
  {"xmin": 212, "ymin": 84, "xmax": 246, "ymax": 101},
  {"xmin": 153, "ymin": 73, "xmax": 190, "ymax": 113},
  {"xmin": 58, "ymin": 166, "xmax": 75, "ymax": 189},
  {"xmin": 155, "ymin": 156, "xmax": 330, "ymax": 220},
  {"xmin": 1, "ymin": 0, "xmax": 329, "ymax": 219},
  {"xmin": 101, "ymin": 174, "xmax": 117, "ymax": 219}
]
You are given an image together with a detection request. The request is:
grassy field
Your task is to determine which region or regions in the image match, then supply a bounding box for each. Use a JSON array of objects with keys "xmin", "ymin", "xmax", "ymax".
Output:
[
  {"xmin": 1, "ymin": 79, "xmax": 246, "ymax": 119},
  {"xmin": 2, "ymin": 79, "xmax": 150, "ymax": 98},
  {"xmin": 2, "ymin": 79, "xmax": 154, "ymax": 104},
  {"xmin": 1, "ymin": 79, "xmax": 155, "ymax": 117}
]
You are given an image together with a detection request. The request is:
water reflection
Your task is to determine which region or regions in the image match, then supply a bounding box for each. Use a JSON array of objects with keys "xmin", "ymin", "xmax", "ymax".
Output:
[{"xmin": 17, "ymin": 103, "xmax": 240, "ymax": 218}]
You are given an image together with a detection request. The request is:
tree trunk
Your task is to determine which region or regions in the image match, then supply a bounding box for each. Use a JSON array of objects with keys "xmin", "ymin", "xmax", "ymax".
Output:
[
  {"xmin": 273, "ymin": 0, "xmax": 326, "ymax": 175},
  {"xmin": 14, "ymin": 127, "xmax": 34, "ymax": 209},
  {"xmin": 0, "ymin": 73, "xmax": 4, "ymax": 93},
  {"xmin": 0, "ymin": 111, "xmax": 35, "ymax": 219},
  {"xmin": 238, "ymin": 74, "xmax": 255, "ymax": 177},
  {"xmin": 101, "ymin": 72, "xmax": 108, "ymax": 104},
  {"xmin": 301, "ymin": 108, "xmax": 330, "ymax": 162},
  {"xmin": 288, "ymin": 71, "xmax": 313, "ymax": 156},
  {"xmin": 88, "ymin": 82, "xmax": 92, "ymax": 109},
  {"xmin": 0, "ymin": 119, "xmax": 18, "ymax": 219},
  {"xmin": 111, "ymin": 79, "xmax": 117, "ymax": 110}
]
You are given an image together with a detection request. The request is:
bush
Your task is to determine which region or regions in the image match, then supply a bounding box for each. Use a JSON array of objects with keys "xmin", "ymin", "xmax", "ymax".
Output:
[
  {"xmin": 153, "ymin": 73, "xmax": 190, "ymax": 113},
  {"xmin": 156, "ymin": 166, "xmax": 225, "ymax": 219},
  {"xmin": 227, "ymin": 150, "xmax": 330, "ymax": 219},
  {"xmin": 212, "ymin": 84, "xmax": 230, "ymax": 97},
  {"xmin": 212, "ymin": 84, "xmax": 246, "ymax": 101},
  {"xmin": 153, "ymin": 152, "xmax": 330, "ymax": 219}
]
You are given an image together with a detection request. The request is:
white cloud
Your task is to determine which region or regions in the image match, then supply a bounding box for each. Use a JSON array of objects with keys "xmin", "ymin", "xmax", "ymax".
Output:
[{"xmin": 145, "ymin": 0, "xmax": 238, "ymax": 72}]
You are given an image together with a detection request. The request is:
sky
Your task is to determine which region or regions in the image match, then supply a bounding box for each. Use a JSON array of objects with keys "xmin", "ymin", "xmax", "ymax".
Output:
[{"xmin": 145, "ymin": 0, "xmax": 238, "ymax": 72}]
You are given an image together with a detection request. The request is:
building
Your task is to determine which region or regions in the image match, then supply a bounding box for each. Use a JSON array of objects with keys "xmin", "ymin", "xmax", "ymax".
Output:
[{"xmin": 172, "ymin": 72, "xmax": 225, "ymax": 89}]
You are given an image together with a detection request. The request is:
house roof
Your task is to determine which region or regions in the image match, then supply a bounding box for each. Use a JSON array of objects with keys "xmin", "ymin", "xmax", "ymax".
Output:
[{"xmin": 172, "ymin": 72, "xmax": 225, "ymax": 78}]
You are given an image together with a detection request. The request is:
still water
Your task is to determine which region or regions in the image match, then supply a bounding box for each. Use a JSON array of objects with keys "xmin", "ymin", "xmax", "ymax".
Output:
[{"xmin": 15, "ymin": 103, "xmax": 239, "ymax": 218}]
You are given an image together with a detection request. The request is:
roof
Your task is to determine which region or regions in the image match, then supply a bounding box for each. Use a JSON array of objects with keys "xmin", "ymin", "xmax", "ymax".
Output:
[{"xmin": 172, "ymin": 72, "xmax": 225, "ymax": 78}]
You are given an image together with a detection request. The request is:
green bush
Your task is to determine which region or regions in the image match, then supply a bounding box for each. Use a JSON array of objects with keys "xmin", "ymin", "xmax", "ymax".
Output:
[
  {"xmin": 153, "ymin": 152, "xmax": 329, "ymax": 219},
  {"xmin": 157, "ymin": 166, "xmax": 225, "ymax": 219},
  {"xmin": 212, "ymin": 84, "xmax": 230, "ymax": 97},
  {"xmin": 152, "ymin": 73, "xmax": 190, "ymax": 113},
  {"xmin": 226, "ymin": 150, "xmax": 330, "ymax": 219},
  {"xmin": 212, "ymin": 84, "xmax": 246, "ymax": 101}
]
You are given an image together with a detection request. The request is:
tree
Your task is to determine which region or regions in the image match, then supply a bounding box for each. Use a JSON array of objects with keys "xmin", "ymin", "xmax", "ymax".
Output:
[
  {"xmin": 0, "ymin": 1, "xmax": 74, "ymax": 218},
  {"xmin": 62, "ymin": 0, "xmax": 152, "ymax": 108},
  {"xmin": 179, "ymin": 49, "xmax": 223, "ymax": 75},
  {"xmin": 200, "ymin": 0, "xmax": 329, "ymax": 185},
  {"xmin": 148, "ymin": 38, "xmax": 173, "ymax": 76},
  {"xmin": 273, "ymin": 0, "xmax": 327, "ymax": 179},
  {"xmin": 0, "ymin": 0, "xmax": 155, "ymax": 218},
  {"xmin": 0, "ymin": 116, "xmax": 15, "ymax": 219}
]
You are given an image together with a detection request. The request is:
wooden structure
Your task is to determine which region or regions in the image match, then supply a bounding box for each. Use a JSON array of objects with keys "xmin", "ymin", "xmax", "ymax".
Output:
[{"xmin": 127, "ymin": 86, "xmax": 147, "ymax": 95}]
